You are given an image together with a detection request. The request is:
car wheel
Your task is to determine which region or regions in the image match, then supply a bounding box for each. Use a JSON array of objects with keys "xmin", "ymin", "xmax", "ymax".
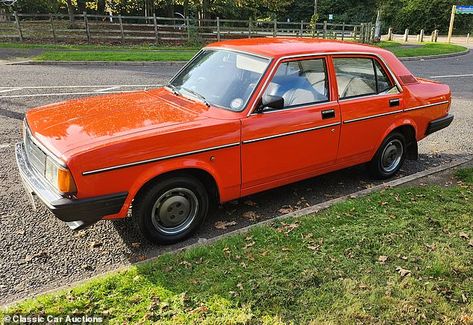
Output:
[
  {"xmin": 132, "ymin": 176, "xmax": 208, "ymax": 244},
  {"xmin": 368, "ymin": 132, "xmax": 406, "ymax": 179}
]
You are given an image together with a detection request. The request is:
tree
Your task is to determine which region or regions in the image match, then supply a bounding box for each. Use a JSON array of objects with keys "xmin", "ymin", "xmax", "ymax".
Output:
[{"xmin": 65, "ymin": 0, "xmax": 74, "ymax": 25}]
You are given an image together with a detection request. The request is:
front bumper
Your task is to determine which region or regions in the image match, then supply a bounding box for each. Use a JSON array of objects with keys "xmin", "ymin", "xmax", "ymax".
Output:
[
  {"xmin": 426, "ymin": 114, "xmax": 454, "ymax": 136},
  {"xmin": 15, "ymin": 142, "xmax": 127, "ymax": 230}
]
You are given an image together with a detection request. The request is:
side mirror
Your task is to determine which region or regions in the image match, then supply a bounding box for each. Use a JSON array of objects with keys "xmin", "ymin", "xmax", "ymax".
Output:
[{"xmin": 256, "ymin": 95, "xmax": 284, "ymax": 113}]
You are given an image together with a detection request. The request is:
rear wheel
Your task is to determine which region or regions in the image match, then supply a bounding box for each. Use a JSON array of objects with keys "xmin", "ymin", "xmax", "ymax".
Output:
[
  {"xmin": 133, "ymin": 176, "xmax": 208, "ymax": 244},
  {"xmin": 368, "ymin": 132, "xmax": 406, "ymax": 179}
]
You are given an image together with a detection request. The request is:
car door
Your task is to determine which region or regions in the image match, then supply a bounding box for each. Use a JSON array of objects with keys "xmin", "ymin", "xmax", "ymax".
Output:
[
  {"xmin": 333, "ymin": 55, "xmax": 403, "ymax": 165},
  {"xmin": 241, "ymin": 56, "xmax": 341, "ymax": 196}
]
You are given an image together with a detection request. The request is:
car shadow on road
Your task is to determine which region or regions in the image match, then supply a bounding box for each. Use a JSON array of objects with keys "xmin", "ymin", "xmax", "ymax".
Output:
[{"xmin": 110, "ymin": 152, "xmax": 467, "ymax": 264}]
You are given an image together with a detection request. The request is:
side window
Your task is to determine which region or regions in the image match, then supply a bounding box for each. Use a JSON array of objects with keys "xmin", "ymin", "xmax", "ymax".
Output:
[
  {"xmin": 263, "ymin": 58, "xmax": 329, "ymax": 109},
  {"xmin": 374, "ymin": 60, "xmax": 394, "ymax": 94},
  {"xmin": 334, "ymin": 57, "xmax": 395, "ymax": 99}
]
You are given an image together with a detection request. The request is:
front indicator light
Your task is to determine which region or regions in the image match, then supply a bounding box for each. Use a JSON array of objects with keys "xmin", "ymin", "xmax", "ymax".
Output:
[
  {"xmin": 58, "ymin": 168, "xmax": 77, "ymax": 193},
  {"xmin": 45, "ymin": 156, "xmax": 77, "ymax": 194}
]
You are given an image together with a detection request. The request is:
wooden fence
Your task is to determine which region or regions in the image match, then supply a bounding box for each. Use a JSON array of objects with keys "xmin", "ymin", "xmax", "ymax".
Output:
[{"xmin": 0, "ymin": 12, "xmax": 370, "ymax": 44}]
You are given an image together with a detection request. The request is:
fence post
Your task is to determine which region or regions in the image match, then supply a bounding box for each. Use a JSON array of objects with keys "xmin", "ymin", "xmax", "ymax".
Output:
[
  {"xmin": 353, "ymin": 25, "xmax": 357, "ymax": 40},
  {"xmin": 387, "ymin": 27, "xmax": 393, "ymax": 41},
  {"xmin": 370, "ymin": 24, "xmax": 375, "ymax": 42},
  {"xmin": 467, "ymin": 33, "xmax": 470, "ymax": 43},
  {"xmin": 13, "ymin": 11, "xmax": 23, "ymax": 42},
  {"xmin": 248, "ymin": 17, "xmax": 252, "ymax": 39},
  {"xmin": 300, "ymin": 20, "xmax": 304, "ymax": 37},
  {"xmin": 404, "ymin": 28, "xmax": 409, "ymax": 42},
  {"xmin": 153, "ymin": 14, "xmax": 159, "ymax": 45},
  {"xmin": 49, "ymin": 13, "xmax": 57, "ymax": 42},
  {"xmin": 186, "ymin": 16, "xmax": 191, "ymax": 42},
  {"xmin": 323, "ymin": 21, "xmax": 327, "ymax": 39},
  {"xmin": 419, "ymin": 29, "xmax": 424, "ymax": 42},
  {"xmin": 341, "ymin": 22, "xmax": 345, "ymax": 40},
  {"xmin": 83, "ymin": 11, "xmax": 90, "ymax": 43},
  {"xmin": 217, "ymin": 16, "xmax": 221, "ymax": 41},
  {"xmin": 273, "ymin": 19, "xmax": 277, "ymax": 37},
  {"xmin": 434, "ymin": 29, "xmax": 439, "ymax": 42},
  {"xmin": 118, "ymin": 15, "xmax": 124, "ymax": 43}
]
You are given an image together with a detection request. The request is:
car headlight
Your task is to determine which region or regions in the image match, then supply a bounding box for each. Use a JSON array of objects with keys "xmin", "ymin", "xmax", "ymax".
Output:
[{"xmin": 45, "ymin": 156, "xmax": 77, "ymax": 194}]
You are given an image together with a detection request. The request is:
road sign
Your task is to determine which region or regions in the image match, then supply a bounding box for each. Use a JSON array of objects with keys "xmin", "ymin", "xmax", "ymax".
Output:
[
  {"xmin": 328, "ymin": 14, "xmax": 333, "ymax": 20},
  {"xmin": 456, "ymin": 6, "xmax": 473, "ymax": 14}
]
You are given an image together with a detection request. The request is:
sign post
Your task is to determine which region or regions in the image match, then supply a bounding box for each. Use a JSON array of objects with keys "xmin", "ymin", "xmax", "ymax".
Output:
[{"xmin": 448, "ymin": 5, "xmax": 473, "ymax": 43}]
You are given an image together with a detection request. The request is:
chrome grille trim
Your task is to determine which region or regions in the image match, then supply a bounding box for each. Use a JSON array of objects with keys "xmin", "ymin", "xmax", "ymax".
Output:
[{"xmin": 24, "ymin": 127, "xmax": 47, "ymax": 176}]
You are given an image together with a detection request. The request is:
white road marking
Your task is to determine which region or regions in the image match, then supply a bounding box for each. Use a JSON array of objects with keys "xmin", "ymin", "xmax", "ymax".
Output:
[
  {"xmin": 0, "ymin": 91, "xmax": 138, "ymax": 99},
  {"xmin": 0, "ymin": 84, "xmax": 162, "ymax": 89},
  {"xmin": 95, "ymin": 86, "xmax": 121, "ymax": 92},
  {"xmin": 430, "ymin": 73, "xmax": 473, "ymax": 79},
  {"xmin": 0, "ymin": 88, "xmax": 22, "ymax": 93}
]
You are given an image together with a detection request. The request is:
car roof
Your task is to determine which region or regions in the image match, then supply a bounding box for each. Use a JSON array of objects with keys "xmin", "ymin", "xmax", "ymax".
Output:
[{"xmin": 206, "ymin": 37, "xmax": 388, "ymax": 59}]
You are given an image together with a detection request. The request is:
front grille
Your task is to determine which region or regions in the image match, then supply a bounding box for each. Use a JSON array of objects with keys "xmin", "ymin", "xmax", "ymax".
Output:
[{"xmin": 24, "ymin": 127, "xmax": 47, "ymax": 176}]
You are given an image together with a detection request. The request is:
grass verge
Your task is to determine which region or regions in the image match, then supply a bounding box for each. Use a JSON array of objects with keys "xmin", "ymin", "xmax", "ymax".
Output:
[
  {"xmin": 378, "ymin": 41, "xmax": 468, "ymax": 57},
  {"xmin": 33, "ymin": 50, "xmax": 197, "ymax": 62},
  {"xmin": 0, "ymin": 42, "xmax": 199, "ymax": 51},
  {"xmin": 2, "ymin": 170, "xmax": 473, "ymax": 323}
]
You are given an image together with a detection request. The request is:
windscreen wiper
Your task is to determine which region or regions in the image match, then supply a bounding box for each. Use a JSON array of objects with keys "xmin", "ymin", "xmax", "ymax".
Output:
[
  {"xmin": 166, "ymin": 84, "xmax": 181, "ymax": 96},
  {"xmin": 180, "ymin": 87, "xmax": 211, "ymax": 107}
]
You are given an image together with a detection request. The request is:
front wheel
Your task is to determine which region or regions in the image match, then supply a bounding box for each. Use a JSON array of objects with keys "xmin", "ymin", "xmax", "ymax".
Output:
[
  {"xmin": 132, "ymin": 176, "xmax": 209, "ymax": 244},
  {"xmin": 368, "ymin": 132, "xmax": 406, "ymax": 179}
]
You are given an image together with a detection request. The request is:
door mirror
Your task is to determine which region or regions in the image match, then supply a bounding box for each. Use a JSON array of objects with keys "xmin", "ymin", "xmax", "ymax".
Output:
[{"xmin": 257, "ymin": 95, "xmax": 284, "ymax": 113}]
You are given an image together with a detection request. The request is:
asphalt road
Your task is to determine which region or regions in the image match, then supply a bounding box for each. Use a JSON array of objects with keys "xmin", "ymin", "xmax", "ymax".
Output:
[{"xmin": 0, "ymin": 52, "xmax": 472, "ymax": 305}]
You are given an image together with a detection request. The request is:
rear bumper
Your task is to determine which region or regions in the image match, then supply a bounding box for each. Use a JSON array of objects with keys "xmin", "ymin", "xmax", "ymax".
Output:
[
  {"xmin": 15, "ymin": 142, "xmax": 127, "ymax": 230},
  {"xmin": 426, "ymin": 114, "xmax": 454, "ymax": 136}
]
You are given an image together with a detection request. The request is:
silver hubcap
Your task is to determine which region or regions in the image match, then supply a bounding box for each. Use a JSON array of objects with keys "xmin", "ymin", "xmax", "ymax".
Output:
[
  {"xmin": 381, "ymin": 139, "xmax": 403, "ymax": 173},
  {"xmin": 151, "ymin": 188, "xmax": 199, "ymax": 235}
]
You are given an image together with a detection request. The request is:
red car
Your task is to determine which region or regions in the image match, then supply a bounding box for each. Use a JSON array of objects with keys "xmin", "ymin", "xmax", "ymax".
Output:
[{"xmin": 16, "ymin": 38, "xmax": 453, "ymax": 244}]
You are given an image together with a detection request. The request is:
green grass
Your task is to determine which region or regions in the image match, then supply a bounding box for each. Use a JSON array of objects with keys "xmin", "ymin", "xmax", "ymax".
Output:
[
  {"xmin": 2, "ymin": 40, "xmax": 467, "ymax": 61},
  {"xmin": 0, "ymin": 42, "xmax": 199, "ymax": 51},
  {"xmin": 3, "ymin": 168, "xmax": 473, "ymax": 324},
  {"xmin": 378, "ymin": 41, "xmax": 468, "ymax": 57},
  {"xmin": 33, "ymin": 50, "xmax": 197, "ymax": 62}
]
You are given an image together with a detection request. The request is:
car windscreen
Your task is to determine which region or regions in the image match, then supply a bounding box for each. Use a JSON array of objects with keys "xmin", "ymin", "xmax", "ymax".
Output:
[{"xmin": 170, "ymin": 49, "xmax": 270, "ymax": 111}]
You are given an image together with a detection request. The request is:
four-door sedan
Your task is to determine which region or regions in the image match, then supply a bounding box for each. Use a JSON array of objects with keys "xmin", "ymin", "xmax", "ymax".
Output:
[{"xmin": 16, "ymin": 38, "xmax": 454, "ymax": 244}]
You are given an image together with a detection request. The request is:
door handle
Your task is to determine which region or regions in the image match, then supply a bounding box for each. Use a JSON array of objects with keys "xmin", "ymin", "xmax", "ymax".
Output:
[
  {"xmin": 389, "ymin": 98, "xmax": 400, "ymax": 107},
  {"xmin": 321, "ymin": 109, "xmax": 336, "ymax": 119}
]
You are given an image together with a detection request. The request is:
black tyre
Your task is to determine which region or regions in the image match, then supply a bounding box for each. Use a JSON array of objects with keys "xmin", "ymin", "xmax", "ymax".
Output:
[
  {"xmin": 368, "ymin": 132, "xmax": 406, "ymax": 179},
  {"xmin": 132, "ymin": 176, "xmax": 209, "ymax": 244}
]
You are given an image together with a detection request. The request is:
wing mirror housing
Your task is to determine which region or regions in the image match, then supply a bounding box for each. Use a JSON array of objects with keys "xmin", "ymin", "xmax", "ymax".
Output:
[{"xmin": 256, "ymin": 95, "xmax": 284, "ymax": 113}]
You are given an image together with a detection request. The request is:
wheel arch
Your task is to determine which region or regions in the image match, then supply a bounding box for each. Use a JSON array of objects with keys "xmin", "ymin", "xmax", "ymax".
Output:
[
  {"xmin": 376, "ymin": 120, "xmax": 418, "ymax": 161},
  {"xmin": 132, "ymin": 167, "xmax": 221, "ymax": 211}
]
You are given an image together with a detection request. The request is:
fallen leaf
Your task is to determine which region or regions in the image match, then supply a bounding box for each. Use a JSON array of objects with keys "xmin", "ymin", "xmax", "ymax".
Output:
[
  {"xmin": 459, "ymin": 232, "xmax": 470, "ymax": 240},
  {"xmin": 214, "ymin": 220, "xmax": 237, "ymax": 230},
  {"xmin": 396, "ymin": 266, "xmax": 411, "ymax": 277},
  {"xmin": 307, "ymin": 245, "xmax": 320, "ymax": 251},
  {"xmin": 243, "ymin": 200, "xmax": 257, "ymax": 207},
  {"xmin": 278, "ymin": 205, "xmax": 294, "ymax": 214},
  {"xmin": 237, "ymin": 283, "xmax": 243, "ymax": 290},
  {"xmin": 378, "ymin": 255, "xmax": 388, "ymax": 264},
  {"xmin": 179, "ymin": 261, "xmax": 192, "ymax": 268},
  {"xmin": 90, "ymin": 241, "xmax": 102, "ymax": 249},
  {"xmin": 244, "ymin": 241, "xmax": 255, "ymax": 249},
  {"xmin": 425, "ymin": 243, "xmax": 436, "ymax": 251},
  {"xmin": 190, "ymin": 306, "xmax": 208, "ymax": 314},
  {"xmin": 242, "ymin": 211, "xmax": 259, "ymax": 221}
]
